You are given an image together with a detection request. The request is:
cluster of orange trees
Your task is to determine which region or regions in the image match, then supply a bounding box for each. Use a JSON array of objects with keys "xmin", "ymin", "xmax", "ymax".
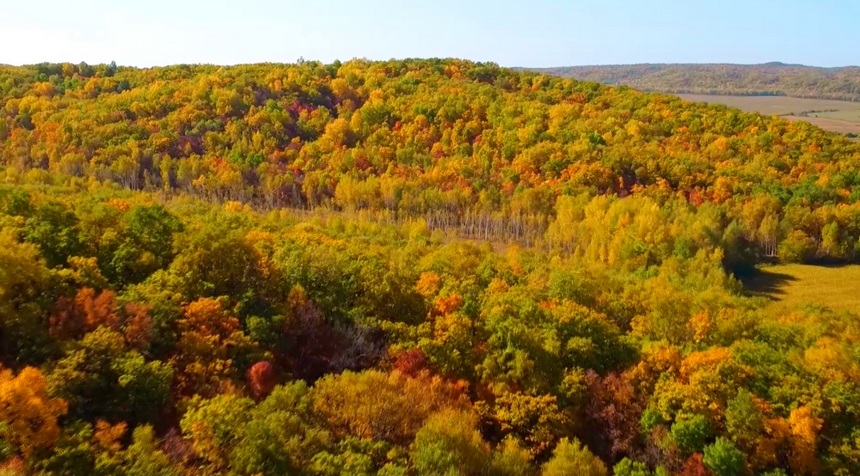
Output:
[{"xmin": 0, "ymin": 59, "xmax": 859, "ymax": 474}]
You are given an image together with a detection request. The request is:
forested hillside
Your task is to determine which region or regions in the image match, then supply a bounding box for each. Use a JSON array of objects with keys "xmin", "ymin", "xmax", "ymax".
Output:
[
  {"xmin": 4, "ymin": 59, "xmax": 860, "ymax": 265},
  {"xmin": 531, "ymin": 63, "xmax": 860, "ymax": 102},
  {"xmin": 1, "ymin": 59, "xmax": 860, "ymax": 475}
]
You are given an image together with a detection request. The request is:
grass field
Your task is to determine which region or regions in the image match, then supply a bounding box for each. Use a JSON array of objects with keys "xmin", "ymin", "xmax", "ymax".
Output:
[
  {"xmin": 784, "ymin": 116, "xmax": 860, "ymax": 135},
  {"xmin": 677, "ymin": 94, "xmax": 860, "ymax": 135},
  {"xmin": 742, "ymin": 264, "xmax": 860, "ymax": 314},
  {"xmin": 809, "ymin": 109, "xmax": 860, "ymax": 122}
]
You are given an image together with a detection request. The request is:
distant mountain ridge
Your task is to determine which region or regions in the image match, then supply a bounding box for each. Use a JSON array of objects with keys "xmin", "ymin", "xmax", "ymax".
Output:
[{"xmin": 527, "ymin": 63, "xmax": 860, "ymax": 101}]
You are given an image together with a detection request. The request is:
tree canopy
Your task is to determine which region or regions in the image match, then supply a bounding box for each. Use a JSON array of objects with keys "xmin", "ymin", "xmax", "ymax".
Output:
[{"xmin": 0, "ymin": 59, "xmax": 859, "ymax": 474}]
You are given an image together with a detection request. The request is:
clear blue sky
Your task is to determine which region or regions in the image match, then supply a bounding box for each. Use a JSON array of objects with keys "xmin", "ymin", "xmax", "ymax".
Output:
[{"xmin": 2, "ymin": 0, "xmax": 857, "ymax": 67}]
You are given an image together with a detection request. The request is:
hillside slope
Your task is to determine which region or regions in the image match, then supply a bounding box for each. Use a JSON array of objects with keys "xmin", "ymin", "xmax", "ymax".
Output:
[
  {"xmin": 1, "ymin": 59, "xmax": 860, "ymax": 475},
  {"xmin": 3, "ymin": 59, "xmax": 860, "ymax": 264}
]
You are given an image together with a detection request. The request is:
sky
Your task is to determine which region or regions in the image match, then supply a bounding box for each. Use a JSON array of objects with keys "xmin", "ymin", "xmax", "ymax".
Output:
[{"xmin": 2, "ymin": 0, "xmax": 857, "ymax": 68}]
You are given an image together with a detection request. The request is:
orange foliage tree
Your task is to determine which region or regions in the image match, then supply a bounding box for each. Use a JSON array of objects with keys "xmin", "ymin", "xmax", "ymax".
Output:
[{"xmin": 0, "ymin": 367, "xmax": 68, "ymax": 457}]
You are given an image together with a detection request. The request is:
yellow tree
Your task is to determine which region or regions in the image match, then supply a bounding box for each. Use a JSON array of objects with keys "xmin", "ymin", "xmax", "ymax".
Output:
[
  {"xmin": 541, "ymin": 438, "xmax": 607, "ymax": 476},
  {"xmin": 0, "ymin": 367, "xmax": 68, "ymax": 457},
  {"xmin": 171, "ymin": 297, "xmax": 255, "ymax": 398},
  {"xmin": 788, "ymin": 406, "xmax": 822, "ymax": 475},
  {"xmin": 311, "ymin": 369, "xmax": 467, "ymax": 445}
]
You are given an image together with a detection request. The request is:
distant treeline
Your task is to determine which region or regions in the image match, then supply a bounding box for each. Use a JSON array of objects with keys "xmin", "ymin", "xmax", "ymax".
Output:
[{"xmin": 529, "ymin": 63, "xmax": 860, "ymax": 102}]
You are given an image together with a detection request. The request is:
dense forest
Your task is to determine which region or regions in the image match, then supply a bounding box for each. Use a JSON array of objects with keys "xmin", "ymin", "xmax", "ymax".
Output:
[
  {"xmin": 0, "ymin": 59, "xmax": 859, "ymax": 475},
  {"xmin": 530, "ymin": 63, "xmax": 860, "ymax": 102}
]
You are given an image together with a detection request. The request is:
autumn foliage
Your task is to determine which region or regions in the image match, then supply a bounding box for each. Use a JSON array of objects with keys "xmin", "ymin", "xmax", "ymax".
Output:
[
  {"xmin": 0, "ymin": 367, "xmax": 67, "ymax": 457},
  {"xmin": 0, "ymin": 59, "xmax": 858, "ymax": 474}
]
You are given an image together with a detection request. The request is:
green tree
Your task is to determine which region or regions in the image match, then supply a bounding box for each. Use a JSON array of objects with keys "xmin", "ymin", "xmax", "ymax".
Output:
[
  {"xmin": 23, "ymin": 200, "xmax": 83, "ymax": 268},
  {"xmin": 703, "ymin": 437, "xmax": 746, "ymax": 476},
  {"xmin": 778, "ymin": 230, "xmax": 816, "ymax": 263},
  {"xmin": 725, "ymin": 389, "xmax": 764, "ymax": 453},
  {"xmin": 230, "ymin": 382, "xmax": 330, "ymax": 475},
  {"xmin": 47, "ymin": 327, "xmax": 171, "ymax": 426},
  {"xmin": 411, "ymin": 410, "xmax": 491, "ymax": 476},
  {"xmin": 613, "ymin": 458, "xmax": 652, "ymax": 476},
  {"xmin": 123, "ymin": 425, "xmax": 181, "ymax": 476},
  {"xmin": 0, "ymin": 229, "xmax": 55, "ymax": 364},
  {"xmin": 670, "ymin": 415, "xmax": 713, "ymax": 456},
  {"xmin": 107, "ymin": 205, "xmax": 182, "ymax": 286}
]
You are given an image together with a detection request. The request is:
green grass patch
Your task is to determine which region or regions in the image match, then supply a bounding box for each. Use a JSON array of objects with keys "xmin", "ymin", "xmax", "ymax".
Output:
[{"xmin": 742, "ymin": 264, "xmax": 860, "ymax": 314}]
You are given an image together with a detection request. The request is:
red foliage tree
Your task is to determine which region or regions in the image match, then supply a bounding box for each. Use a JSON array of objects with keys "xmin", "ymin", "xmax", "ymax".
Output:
[
  {"xmin": 392, "ymin": 348, "xmax": 428, "ymax": 377},
  {"xmin": 122, "ymin": 302, "xmax": 152, "ymax": 350},
  {"xmin": 50, "ymin": 288, "xmax": 119, "ymax": 339},
  {"xmin": 79, "ymin": 288, "xmax": 119, "ymax": 331},
  {"xmin": 580, "ymin": 371, "xmax": 645, "ymax": 461},
  {"xmin": 247, "ymin": 361, "xmax": 276, "ymax": 399},
  {"xmin": 679, "ymin": 453, "xmax": 712, "ymax": 476}
]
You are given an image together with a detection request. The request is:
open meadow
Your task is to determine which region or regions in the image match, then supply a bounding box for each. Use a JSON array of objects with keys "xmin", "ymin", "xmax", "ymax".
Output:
[
  {"xmin": 678, "ymin": 93, "xmax": 860, "ymax": 135},
  {"xmin": 743, "ymin": 264, "xmax": 860, "ymax": 315}
]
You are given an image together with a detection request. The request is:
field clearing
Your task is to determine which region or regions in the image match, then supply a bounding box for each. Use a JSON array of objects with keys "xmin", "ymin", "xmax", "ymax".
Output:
[
  {"xmin": 742, "ymin": 264, "xmax": 860, "ymax": 315},
  {"xmin": 677, "ymin": 94, "xmax": 860, "ymax": 116},
  {"xmin": 784, "ymin": 116, "xmax": 860, "ymax": 134},
  {"xmin": 677, "ymin": 94, "xmax": 860, "ymax": 134},
  {"xmin": 811, "ymin": 109, "xmax": 860, "ymax": 122}
]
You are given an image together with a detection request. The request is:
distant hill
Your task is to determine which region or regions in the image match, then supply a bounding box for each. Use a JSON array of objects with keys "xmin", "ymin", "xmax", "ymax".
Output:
[{"xmin": 528, "ymin": 63, "xmax": 860, "ymax": 101}]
